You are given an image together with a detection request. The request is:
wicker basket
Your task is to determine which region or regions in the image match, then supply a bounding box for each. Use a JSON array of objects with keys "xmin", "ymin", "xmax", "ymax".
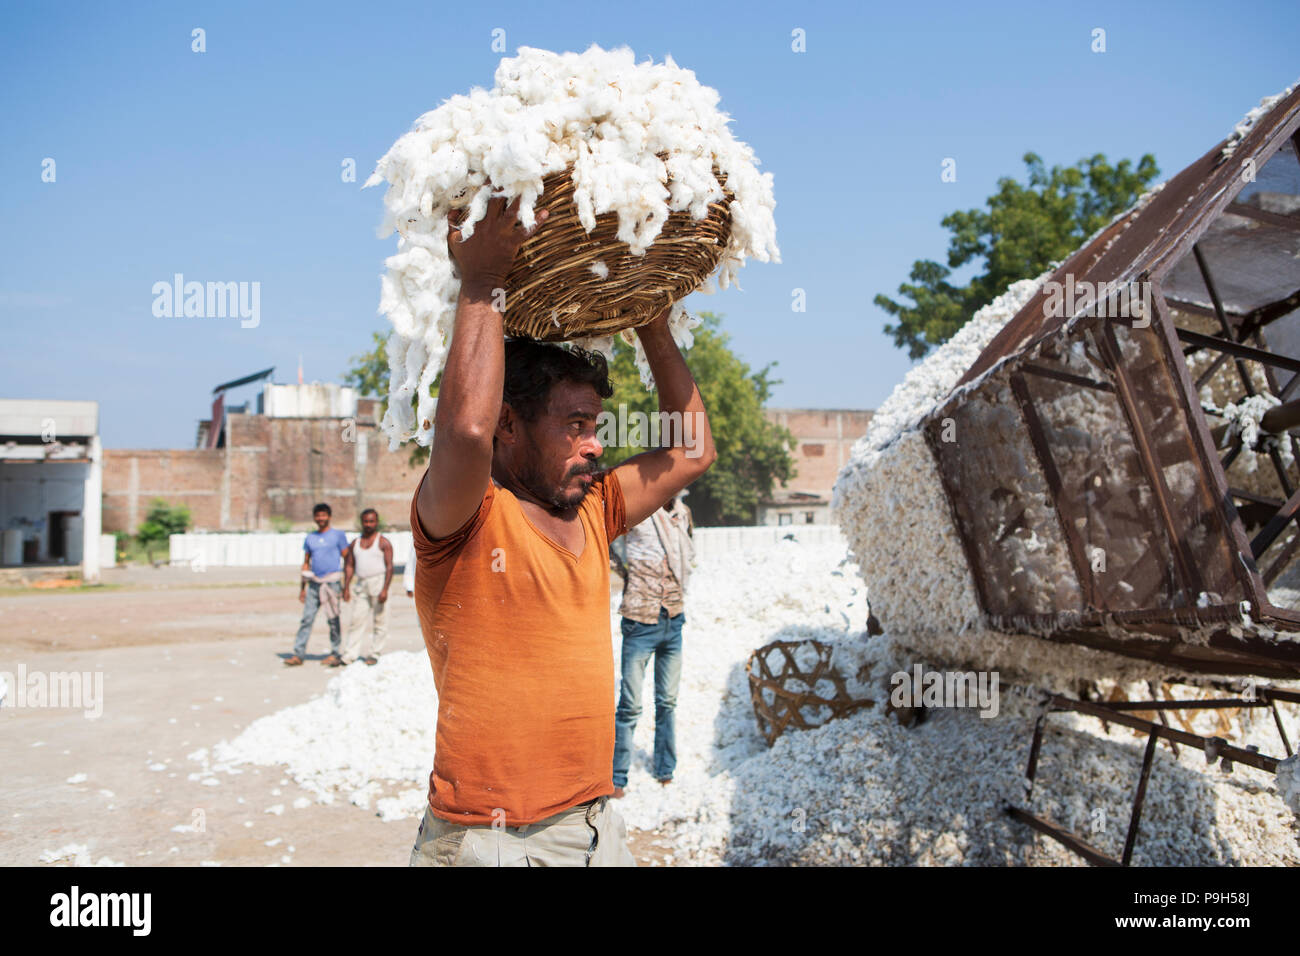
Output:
[
  {"xmin": 499, "ymin": 163, "xmax": 733, "ymax": 341},
  {"xmin": 746, "ymin": 639, "xmax": 875, "ymax": 747}
]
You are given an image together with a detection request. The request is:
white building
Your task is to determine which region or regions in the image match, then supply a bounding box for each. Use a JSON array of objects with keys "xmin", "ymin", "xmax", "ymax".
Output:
[
  {"xmin": 259, "ymin": 383, "xmax": 358, "ymax": 420},
  {"xmin": 0, "ymin": 400, "xmax": 106, "ymax": 583}
]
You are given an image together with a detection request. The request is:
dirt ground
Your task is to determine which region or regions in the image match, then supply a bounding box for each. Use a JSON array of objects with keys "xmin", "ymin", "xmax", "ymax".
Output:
[{"xmin": 0, "ymin": 564, "xmax": 673, "ymax": 867}]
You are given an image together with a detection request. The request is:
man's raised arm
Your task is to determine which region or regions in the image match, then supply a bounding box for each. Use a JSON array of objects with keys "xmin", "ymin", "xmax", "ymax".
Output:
[
  {"xmin": 612, "ymin": 309, "xmax": 718, "ymax": 530},
  {"xmin": 416, "ymin": 198, "xmax": 546, "ymax": 539}
]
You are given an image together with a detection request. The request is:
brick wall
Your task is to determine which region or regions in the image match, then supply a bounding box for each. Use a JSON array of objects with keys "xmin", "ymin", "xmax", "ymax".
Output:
[
  {"xmin": 103, "ymin": 401, "xmax": 425, "ymax": 533},
  {"xmin": 102, "ymin": 449, "xmax": 225, "ymax": 533},
  {"xmin": 105, "ymin": 404, "xmax": 872, "ymax": 533},
  {"xmin": 762, "ymin": 408, "xmax": 874, "ymax": 500}
]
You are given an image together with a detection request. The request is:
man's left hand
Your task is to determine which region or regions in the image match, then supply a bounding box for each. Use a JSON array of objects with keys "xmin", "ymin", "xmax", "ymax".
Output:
[
  {"xmin": 636, "ymin": 303, "xmax": 673, "ymax": 338},
  {"xmin": 378, "ymin": 588, "xmax": 388, "ymax": 604}
]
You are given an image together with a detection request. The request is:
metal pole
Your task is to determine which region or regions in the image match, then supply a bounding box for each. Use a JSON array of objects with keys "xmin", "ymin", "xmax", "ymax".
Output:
[{"xmin": 1122, "ymin": 729, "xmax": 1160, "ymax": 866}]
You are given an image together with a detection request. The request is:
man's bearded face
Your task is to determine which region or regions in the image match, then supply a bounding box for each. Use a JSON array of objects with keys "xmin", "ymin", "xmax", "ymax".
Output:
[{"xmin": 513, "ymin": 381, "xmax": 605, "ymax": 512}]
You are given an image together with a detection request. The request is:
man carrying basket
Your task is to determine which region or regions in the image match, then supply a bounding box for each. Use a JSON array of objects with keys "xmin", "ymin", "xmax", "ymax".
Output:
[{"xmin": 408, "ymin": 197, "xmax": 717, "ymax": 867}]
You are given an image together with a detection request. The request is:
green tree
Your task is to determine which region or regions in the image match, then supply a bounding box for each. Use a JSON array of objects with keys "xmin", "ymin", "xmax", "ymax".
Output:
[
  {"xmin": 344, "ymin": 330, "xmax": 440, "ymax": 466},
  {"xmin": 135, "ymin": 498, "xmax": 191, "ymax": 564},
  {"xmin": 602, "ymin": 312, "xmax": 795, "ymax": 526},
  {"xmin": 343, "ymin": 330, "xmax": 391, "ymax": 400},
  {"xmin": 876, "ymin": 151, "xmax": 1159, "ymax": 359}
]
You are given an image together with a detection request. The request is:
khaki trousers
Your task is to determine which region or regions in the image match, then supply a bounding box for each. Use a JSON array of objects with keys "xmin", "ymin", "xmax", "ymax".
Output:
[
  {"xmin": 409, "ymin": 797, "xmax": 637, "ymax": 867},
  {"xmin": 342, "ymin": 575, "xmax": 388, "ymax": 663}
]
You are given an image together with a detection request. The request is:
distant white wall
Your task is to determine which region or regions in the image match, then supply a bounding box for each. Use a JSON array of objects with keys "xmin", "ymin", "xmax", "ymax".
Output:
[
  {"xmin": 690, "ymin": 524, "xmax": 845, "ymax": 561},
  {"xmin": 168, "ymin": 525, "xmax": 845, "ymax": 567},
  {"xmin": 99, "ymin": 533, "xmax": 116, "ymax": 568},
  {"xmin": 170, "ymin": 530, "xmax": 417, "ymax": 568}
]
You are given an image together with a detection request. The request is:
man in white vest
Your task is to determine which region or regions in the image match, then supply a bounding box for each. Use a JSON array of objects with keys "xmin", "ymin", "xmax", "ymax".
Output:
[
  {"xmin": 342, "ymin": 508, "xmax": 394, "ymax": 666},
  {"xmin": 611, "ymin": 490, "xmax": 694, "ymax": 797}
]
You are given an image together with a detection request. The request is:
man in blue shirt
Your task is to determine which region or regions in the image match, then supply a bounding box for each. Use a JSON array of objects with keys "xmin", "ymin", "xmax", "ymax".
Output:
[{"xmin": 285, "ymin": 502, "xmax": 350, "ymax": 667}]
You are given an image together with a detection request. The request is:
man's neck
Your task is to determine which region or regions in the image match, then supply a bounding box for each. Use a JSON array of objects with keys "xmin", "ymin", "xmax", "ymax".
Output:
[{"xmin": 492, "ymin": 462, "xmax": 572, "ymax": 517}]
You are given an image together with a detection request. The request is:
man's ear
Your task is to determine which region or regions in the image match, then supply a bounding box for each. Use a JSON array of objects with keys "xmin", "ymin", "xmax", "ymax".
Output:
[{"xmin": 495, "ymin": 402, "xmax": 517, "ymax": 445}]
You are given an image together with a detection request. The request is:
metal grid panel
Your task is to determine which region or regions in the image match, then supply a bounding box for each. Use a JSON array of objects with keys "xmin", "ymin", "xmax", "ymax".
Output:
[{"xmin": 918, "ymin": 92, "xmax": 1300, "ymax": 677}]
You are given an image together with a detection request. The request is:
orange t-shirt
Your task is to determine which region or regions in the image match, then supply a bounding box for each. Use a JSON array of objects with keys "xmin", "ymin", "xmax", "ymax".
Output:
[{"xmin": 409, "ymin": 470, "xmax": 627, "ymax": 826}]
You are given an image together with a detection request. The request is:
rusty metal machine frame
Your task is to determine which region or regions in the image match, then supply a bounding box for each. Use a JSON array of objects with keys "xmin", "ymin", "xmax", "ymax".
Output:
[
  {"xmin": 1007, "ymin": 685, "xmax": 1298, "ymax": 866},
  {"xmin": 921, "ymin": 88, "xmax": 1300, "ymax": 678}
]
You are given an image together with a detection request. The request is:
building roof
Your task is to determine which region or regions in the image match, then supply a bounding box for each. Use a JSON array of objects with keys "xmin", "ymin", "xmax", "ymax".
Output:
[
  {"xmin": 761, "ymin": 490, "xmax": 827, "ymax": 506},
  {"xmin": 764, "ymin": 407, "xmax": 874, "ymax": 415},
  {"xmin": 0, "ymin": 399, "xmax": 99, "ymax": 440}
]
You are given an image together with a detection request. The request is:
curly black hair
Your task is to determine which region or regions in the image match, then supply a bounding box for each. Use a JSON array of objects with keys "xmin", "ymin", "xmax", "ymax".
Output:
[{"xmin": 502, "ymin": 338, "xmax": 614, "ymax": 423}]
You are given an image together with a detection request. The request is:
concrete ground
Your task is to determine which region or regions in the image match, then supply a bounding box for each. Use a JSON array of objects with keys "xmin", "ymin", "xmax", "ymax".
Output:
[{"xmin": 0, "ymin": 564, "xmax": 671, "ymax": 866}]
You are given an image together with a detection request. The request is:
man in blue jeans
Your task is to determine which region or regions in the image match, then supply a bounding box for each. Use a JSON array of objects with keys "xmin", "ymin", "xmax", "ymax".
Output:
[
  {"xmin": 284, "ymin": 502, "xmax": 350, "ymax": 667},
  {"xmin": 612, "ymin": 491, "xmax": 694, "ymax": 796}
]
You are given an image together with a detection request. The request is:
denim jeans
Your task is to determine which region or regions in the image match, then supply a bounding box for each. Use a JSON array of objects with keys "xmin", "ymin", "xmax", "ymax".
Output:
[
  {"xmin": 612, "ymin": 609, "xmax": 683, "ymax": 788},
  {"xmin": 293, "ymin": 580, "xmax": 342, "ymax": 657}
]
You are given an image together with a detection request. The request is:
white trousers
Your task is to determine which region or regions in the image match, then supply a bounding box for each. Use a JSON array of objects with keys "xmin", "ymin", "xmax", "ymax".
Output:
[{"xmin": 343, "ymin": 575, "xmax": 388, "ymax": 662}]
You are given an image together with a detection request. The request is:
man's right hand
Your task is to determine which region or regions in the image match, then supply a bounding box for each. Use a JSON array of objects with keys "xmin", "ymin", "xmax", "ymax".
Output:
[
  {"xmin": 417, "ymin": 197, "xmax": 548, "ymax": 542},
  {"xmin": 298, "ymin": 590, "xmax": 306, "ymax": 604},
  {"xmin": 447, "ymin": 196, "xmax": 547, "ymax": 299}
]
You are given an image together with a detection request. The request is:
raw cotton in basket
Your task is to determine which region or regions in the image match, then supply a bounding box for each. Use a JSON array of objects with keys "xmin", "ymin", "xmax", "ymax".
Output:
[{"xmin": 365, "ymin": 44, "xmax": 780, "ymax": 448}]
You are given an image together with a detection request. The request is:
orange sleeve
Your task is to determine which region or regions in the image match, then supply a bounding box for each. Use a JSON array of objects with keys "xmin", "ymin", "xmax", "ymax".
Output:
[
  {"xmin": 409, "ymin": 474, "xmax": 495, "ymax": 568},
  {"xmin": 601, "ymin": 468, "xmax": 627, "ymax": 541}
]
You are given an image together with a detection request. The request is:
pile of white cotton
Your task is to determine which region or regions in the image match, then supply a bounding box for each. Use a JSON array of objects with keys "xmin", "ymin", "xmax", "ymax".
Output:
[
  {"xmin": 202, "ymin": 534, "xmax": 1299, "ymax": 865},
  {"xmin": 366, "ymin": 44, "xmax": 780, "ymax": 447},
  {"xmin": 1278, "ymin": 753, "xmax": 1300, "ymax": 816}
]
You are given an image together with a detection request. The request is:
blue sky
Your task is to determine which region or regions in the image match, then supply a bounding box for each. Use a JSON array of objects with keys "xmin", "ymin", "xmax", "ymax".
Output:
[{"xmin": 1, "ymin": 0, "xmax": 1297, "ymax": 448}]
